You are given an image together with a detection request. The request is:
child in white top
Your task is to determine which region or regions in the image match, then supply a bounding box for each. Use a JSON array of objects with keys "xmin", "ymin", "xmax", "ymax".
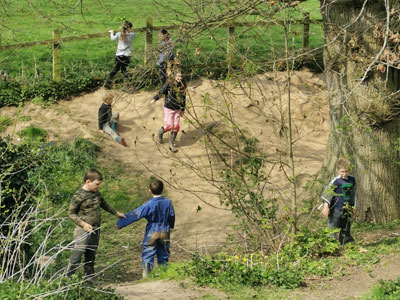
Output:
[{"xmin": 105, "ymin": 20, "xmax": 135, "ymax": 89}]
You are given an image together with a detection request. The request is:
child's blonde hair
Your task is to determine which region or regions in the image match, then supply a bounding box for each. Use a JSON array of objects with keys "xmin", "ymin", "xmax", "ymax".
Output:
[
  {"xmin": 102, "ymin": 93, "xmax": 114, "ymax": 104},
  {"xmin": 337, "ymin": 158, "xmax": 351, "ymax": 171}
]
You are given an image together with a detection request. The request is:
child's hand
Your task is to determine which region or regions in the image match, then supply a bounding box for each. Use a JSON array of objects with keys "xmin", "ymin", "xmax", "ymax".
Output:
[
  {"xmin": 150, "ymin": 99, "xmax": 156, "ymax": 104},
  {"xmin": 116, "ymin": 211, "xmax": 126, "ymax": 219},
  {"xmin": 81, "ymin": 221, "xmax": 93, "ymax": 233},
  {"xmin": 321, "ymin": 203, "xmax": 330, "ymax": 218},
  {"xmin": 99, "ymin": 129, "xmax": 104, "ymax": 133}
]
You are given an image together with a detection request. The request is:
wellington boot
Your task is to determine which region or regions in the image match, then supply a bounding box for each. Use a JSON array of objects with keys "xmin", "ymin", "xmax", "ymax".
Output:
[
  {"xmin": 169, "ymin": 131, "xmax": 178, "ymax": 153},
  {"xmin": 158, "ymin": 127, "xmax": 165, "ymax": 143},
  {"xmin": 142, "ymin": 263, "xmax": 151, "ymax": 279}
]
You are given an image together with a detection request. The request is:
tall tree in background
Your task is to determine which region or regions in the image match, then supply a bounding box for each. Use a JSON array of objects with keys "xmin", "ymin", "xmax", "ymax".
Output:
[{"xmin": 321, "ymin": 0, "xmax": 400, "ymax": 223}]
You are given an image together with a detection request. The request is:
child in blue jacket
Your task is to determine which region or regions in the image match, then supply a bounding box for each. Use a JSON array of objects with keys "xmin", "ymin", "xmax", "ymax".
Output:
[
  {"xmin": 116, "ymin": 179, "xmax": 175, "ymax": 278},
  {"xmin": 321, "ymin": 158, "xmax": 356, "ymax": 245}
]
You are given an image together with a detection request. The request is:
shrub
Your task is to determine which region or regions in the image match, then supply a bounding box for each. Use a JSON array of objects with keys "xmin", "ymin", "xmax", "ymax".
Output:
[
  {"xmin": 361, "ymin": 277, "xmax": 400, "ymax": 300},
  {"xmin": 0, "ymin": 81, "xmax": 23, "ymax": 107},
  {"xmin": 280, "ymin": 227, "xmax": 340, "ymax": 260},
  {"xmin": 183, "ymin": 253, "xmax": 304, "ymax": 289},
  {"xmin": 0, "ymin": 137, "xmax": 100, "ymax": 281},
  {"xmin": 0, "ymin": 75, "xmax": 103, "ymax": 108},
  {"xmin": 18, "ymin": 125, "xmax": 48, "ymax": 142}
]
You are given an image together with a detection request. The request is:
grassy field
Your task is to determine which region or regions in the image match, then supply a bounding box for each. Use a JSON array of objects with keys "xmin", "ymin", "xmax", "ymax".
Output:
[{"xmin": 0, "ymin": 0, "xmax": 323, "ymax": 82}]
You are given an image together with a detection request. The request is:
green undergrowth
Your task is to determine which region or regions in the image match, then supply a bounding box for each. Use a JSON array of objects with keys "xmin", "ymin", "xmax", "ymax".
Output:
[
  {"xmin": 360, "ymin": 276, "xmax": 400, "ymax": 300},
  {"xmin": 149, "ymin": 220, "xmax": 400, "ymax": 298},
  {"xmin": 353, "ymin": 219, "xmax": 400, "ymax": 232},
  {"xmin": 181, "ymin": 227, "xmax": 340, "ymax": 290},
  {"xmin": 0, "ymin": 116, "xmax": 13, "ymax": 133},
  {"xmin": 1, "ymin": 128, "xmax": 150, "ymax": 298},
  {"xmin": 0, "ymin": 74, "xmax": 103, "ymax": 108}
]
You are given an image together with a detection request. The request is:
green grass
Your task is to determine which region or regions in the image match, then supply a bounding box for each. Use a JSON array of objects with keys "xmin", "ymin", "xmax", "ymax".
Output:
[
  {"xmin": 0, "ymin": 0, "xmax": 323, "ymax": 82},
  {"xmin": 360, "ymin": 277, "xmax": 400, "ymax": 300},
  {"xmin": 18, "ymin": 125, "xmax": 48, "ymax": 141},
  {"xmin": 0, "ymin": 115, "xmax": 13, "ymax": 133}
]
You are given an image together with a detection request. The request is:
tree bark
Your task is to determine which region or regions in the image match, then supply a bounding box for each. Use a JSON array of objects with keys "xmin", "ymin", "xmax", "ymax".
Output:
[{"xmin": 321, "ymin": 0, "xmax": 400, "ymax": 223}]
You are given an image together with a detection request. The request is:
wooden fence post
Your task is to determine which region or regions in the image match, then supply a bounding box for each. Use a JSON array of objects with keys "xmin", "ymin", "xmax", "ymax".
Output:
[
  {"xmin": 145, "ymin": 17, "xmax": 153, "ymax": 65},
  {"xmin": 227, "ymin": 24, "xmax": 235, "ymax": 74},
  {"xmin": 302, "ymin": 12, "xmax": 310, "ymax": 51},
  {"xmin": 52, "ymin": 28, "xmax": 61, "ymax": 82}
]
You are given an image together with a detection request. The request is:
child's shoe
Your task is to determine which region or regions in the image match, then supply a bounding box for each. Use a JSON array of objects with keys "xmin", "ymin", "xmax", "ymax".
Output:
[
  {"xmin": 115, "ymin": 137, "xmax": 128, "ymax": 147},
  {"xmin": 120, "ymin": 137, "xmax": 127, "ymax": 147}
]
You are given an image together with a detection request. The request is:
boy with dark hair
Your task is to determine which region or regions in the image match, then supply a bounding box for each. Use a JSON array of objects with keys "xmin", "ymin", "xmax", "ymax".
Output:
[
  {"xmin": 116, "ymin": 178, "xmax": 175, "ymax": 278},
  {"xmin": 67, "ymin": 168, "xmax": 126, "ymax": 277},
  {"xmin": 157, "ymin": 28, "xmax": 175, "ymax": 84},
  {"xmin": 321, "ymin": 158, "xmax": 356, "ymax": 245}
]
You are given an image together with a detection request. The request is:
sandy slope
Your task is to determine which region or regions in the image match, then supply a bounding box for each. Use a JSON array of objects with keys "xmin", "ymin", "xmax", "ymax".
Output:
[
  {"xmin": 1, "ymin": 69, "xmax": 335, "ymax": 298},
  {"xmin": 1, "ymin": 69, "xmax": 329, "ymax": 253}
]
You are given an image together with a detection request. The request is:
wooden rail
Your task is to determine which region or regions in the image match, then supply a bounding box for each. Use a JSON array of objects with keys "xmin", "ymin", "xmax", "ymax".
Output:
[{"xmin": 0, "ymin": 16, "xmax": 322, "ymax": 81}]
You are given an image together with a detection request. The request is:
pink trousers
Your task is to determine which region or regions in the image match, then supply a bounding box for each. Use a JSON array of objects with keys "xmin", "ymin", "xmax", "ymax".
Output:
[{"xmin": 163, "ymin": 107, "xmax": 182, "ymax": 132}]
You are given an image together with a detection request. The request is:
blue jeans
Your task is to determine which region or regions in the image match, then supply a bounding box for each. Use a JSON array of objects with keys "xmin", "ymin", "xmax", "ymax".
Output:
[
  {"xmin": 142, "ymin": 231, "xmax": 170, "ymax": 270},
  {"xmin": 328, "ymin": 207, "xmax": 354, "ymax": 245}
]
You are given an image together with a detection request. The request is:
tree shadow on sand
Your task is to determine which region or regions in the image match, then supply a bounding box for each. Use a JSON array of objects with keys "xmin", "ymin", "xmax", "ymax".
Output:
[{"xmin": 178, "ymin": 121, "xmax": 220, "ymax": 147}]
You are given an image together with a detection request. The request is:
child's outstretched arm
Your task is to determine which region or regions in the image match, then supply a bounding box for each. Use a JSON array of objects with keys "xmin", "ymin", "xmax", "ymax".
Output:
[
  {"xmin": 115, "ymin": 204, "xmax": 149, "ymax": 229},
  {"xmin": 109, "ymin": 31, "xmax": 120, "ymax": 41},
  {"xmin": 151, "ymin": 82, "xmax": 169, "ymax": 104}
]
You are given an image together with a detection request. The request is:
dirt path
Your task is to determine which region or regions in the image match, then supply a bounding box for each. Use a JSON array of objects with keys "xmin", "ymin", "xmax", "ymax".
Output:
[
  {"xmin": 288, "ymin": 252, "xmax": 400, "ymax": 300},
  {"xmin": 109, "ymin": 250, "xmax": 400, "ymax": 300},
  {"xmin": 111, "ymin": 280, "xmax": 226, "ymax": 300}
]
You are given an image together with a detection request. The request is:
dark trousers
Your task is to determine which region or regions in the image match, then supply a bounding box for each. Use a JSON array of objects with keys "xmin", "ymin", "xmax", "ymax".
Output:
[
  {"xmin": 67, "ymin": 226, "xmax": 100, "ymax": 276},
  {"xmin": 328, "ymin": 207, "xmax": 354, "ymax": 245},
  {"xmin": 157, "ymin": 62, "xmax": 167, "ymax": 85},
  {"xmin": 105, "ymin": 55, "xmax": 131, "ymax": 88}
]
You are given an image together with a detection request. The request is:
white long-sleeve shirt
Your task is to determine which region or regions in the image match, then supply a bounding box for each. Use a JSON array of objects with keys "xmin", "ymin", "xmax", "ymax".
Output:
[{"xmin": 110, "ymin": 31, "xmax": 135, "ymax": 57}]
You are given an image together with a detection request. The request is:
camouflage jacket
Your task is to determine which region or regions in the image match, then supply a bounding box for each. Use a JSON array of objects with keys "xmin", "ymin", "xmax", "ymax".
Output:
[{"xmin": 68, "ymin": 188, "xmax": 117, "ymax": 227}]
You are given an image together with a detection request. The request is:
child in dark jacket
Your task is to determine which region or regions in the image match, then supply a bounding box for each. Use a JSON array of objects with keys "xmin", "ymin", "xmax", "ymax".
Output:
[
  {"xmin": 321, "ymin": 158, "xmax": 356, "ymax": 245},
  {"xmin": 98, "ymin": 93, "xmax": 127, "ymax": 146},
  {"xmin": 151, "ymin": 69, "xmax": 186, "ymax": 152},
  {"xmin": 116, "ymin": 179, "xmax": 175, "ymax": 278}
]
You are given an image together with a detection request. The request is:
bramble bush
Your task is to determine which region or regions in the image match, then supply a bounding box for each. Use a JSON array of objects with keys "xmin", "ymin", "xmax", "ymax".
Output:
[
  {"xmin": 183, "ymin": 227, "xmax": 340, "ymax": 289},
  {"xmin": 0, "ymin": 75, "xmax": 103, "ymax": 108},
  {"xmin": 183, "ymin": 252, "xmax": 304, "ymax": 289},
  {"xmin": 0, "ymin": 136, "xmax": 100, "ymax": 282},
  {"xmin": 361, "ymin": 277, "xmax": 400, "ymax": 300}
]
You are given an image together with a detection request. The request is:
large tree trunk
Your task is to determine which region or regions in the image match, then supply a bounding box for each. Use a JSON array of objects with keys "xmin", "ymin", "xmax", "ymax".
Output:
[{"xmin": 321, "ymin": 0, "xmax": 400, "ymax": 223}]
